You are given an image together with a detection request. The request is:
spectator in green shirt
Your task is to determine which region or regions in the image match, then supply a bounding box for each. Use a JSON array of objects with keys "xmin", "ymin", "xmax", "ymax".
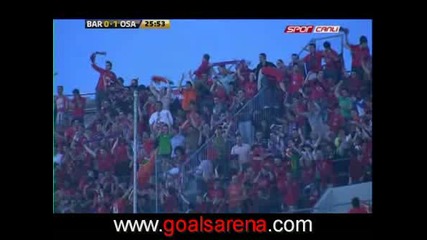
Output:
[
  {"xmin": 157, "ymin": 124, "xmax": 173, "ymax": 160},
  {"xmin": 334, "ymin": 80, "xmax": 353, "ymax": 119}
]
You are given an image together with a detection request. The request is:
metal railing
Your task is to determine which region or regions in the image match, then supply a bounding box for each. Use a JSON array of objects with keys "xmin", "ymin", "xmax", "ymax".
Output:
[{"xmin": 186, "ymin": 87, "xmax": 268, "ymax": 172}]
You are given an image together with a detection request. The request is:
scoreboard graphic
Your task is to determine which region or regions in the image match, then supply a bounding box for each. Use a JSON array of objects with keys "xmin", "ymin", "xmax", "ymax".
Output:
[{"xmin": 85, "ymin": 19, "xmax": 171, "ymax": 29}]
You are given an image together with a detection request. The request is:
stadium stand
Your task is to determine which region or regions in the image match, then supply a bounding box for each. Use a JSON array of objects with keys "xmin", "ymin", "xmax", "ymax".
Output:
[{"xmin": 54, "ymin": 29, "xmax": 372, "ymax": 213}]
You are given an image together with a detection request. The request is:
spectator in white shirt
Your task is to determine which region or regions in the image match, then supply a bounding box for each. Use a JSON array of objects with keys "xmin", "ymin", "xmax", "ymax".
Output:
[
  {"xmin": 149, "ymin": 101, "xmax": 174, "ymax": 131},
  {"xmin": 230, "ymin": 135, "xmax": 251, "ymax": 171}
]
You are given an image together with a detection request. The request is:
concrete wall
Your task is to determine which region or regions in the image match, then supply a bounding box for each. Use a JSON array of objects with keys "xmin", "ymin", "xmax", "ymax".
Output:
[{"xmin": 313, "ymin": 182, "xmax": 372, "ymax": 213}]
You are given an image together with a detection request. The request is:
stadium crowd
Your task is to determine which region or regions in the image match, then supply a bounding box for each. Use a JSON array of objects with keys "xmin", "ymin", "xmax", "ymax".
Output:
[{"xmin": 54, "ymin": 28, "xmax": 372, "ymax": 213}]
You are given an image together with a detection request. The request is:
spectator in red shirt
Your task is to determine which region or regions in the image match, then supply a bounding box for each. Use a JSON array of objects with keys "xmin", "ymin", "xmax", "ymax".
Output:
[
  {"xmin": 289, "ymin": 64, "xmax": 304, "ymax": 95},
  {"xmin": 282, "ymin": 172, "xmax": 300, "ymax": 212},
  {"xmin": 343, "ymin": 30, "xmax": 370, "ymax": 80},
  {"xmin": 348, "ymin": 152, "xmax": 365, "ymax": 185},
  {"xmin": 207, "ymin": 179, "xmax": 226, "ymax": 213},
  {"xmin": 90, "ymin": 52, "xmax": 117, "ymax": 111},
  {"xmin": 83, "ymin": 144, "xmax": 114, "ymax": 174},
  {"xmin": 70, "ymin": 89, "xmax": 86, "ymax": 125},
  {"xmin": 302, "ymin": 43, "xmax": 323, "ymax": 73},
  {"xmin": 194, "ymin": 54, "xmax": 211, "ymax": 80},
  {"xmin": 346, "ymin": 71, "xmax": 362, "ymax": 96},
  {"xmin": 348, "ymin": 197, "xmax": 369, "ymax": 213},
  {"xmin": 112, "ymin": 187, "xmax": 132, "ymax": 213},
  {"xmin": 322, "ymin": 41, "xmax": 341, "ymax": 82},
  {"xmin": 111, "ymin": 138, "xmax": 130, "ymax": 177},
  {"xmin": 328, "ymin": 107, "xmax": 345, "ymax": 134},
  {"xmin": 209, "ymin": 78, "xmax": 228, "ymax": 102},
  {"xmin": 227, "ymin": 175, "xmax": 243, "ymax": 213},
  {"xmin": 236, "ymin": 60, "xmax": 251, "ymax": 87},
  {"xmin": 243, "ymin": 72, "xmax": 258, "ymax": 100},
  {"xmin": 161, "ymin": 186, "xmax": 179, "ymax": 213}
]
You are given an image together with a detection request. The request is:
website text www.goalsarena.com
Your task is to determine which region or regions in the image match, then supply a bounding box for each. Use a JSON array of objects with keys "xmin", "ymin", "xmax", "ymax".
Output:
[{"xmin": 113, "ymin": 217, "xmax": 313, "ymax": 237}]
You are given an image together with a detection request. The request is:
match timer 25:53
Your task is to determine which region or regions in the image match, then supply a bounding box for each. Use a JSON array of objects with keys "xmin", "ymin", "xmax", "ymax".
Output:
[{"xmin": 85, "ymin": 19, "xmax": 171, "ymax": 29}]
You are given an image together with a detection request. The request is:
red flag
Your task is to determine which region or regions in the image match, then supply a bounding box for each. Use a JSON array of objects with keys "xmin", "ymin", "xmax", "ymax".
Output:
[
  {"xmin": 152, "ymin": 76, "xmax": 172, "ymax": 84},
  {"xmin": 211, "ymin": 60, "xmax": 241, "ymax": 67}
]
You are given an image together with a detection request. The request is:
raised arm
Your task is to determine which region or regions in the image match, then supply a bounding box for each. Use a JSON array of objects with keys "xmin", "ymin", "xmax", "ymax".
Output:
[
  {"xmin": 167, "ymin": 110, "xmax": 174, "ymax": 126},
  {"xmin": 343, "ymin": 32, "xmax": 351, "ymax": 50},
  {"xmin": 198, "ymin": 127, "xmax": 204, "ymax": 146},
  {"xmin": 166, "ymin": 80, "xmax": 172, "ymax": 98},
  {"xmin": 180, "ymin": 193, "xmax": 190, "ymax": 205},
  {"xmin": 313, "ymin": 101, "xmax": 321, "ymax": 112},
  {"xmin": 299, "ymin": 88, "xmax": 308, "ymax": 99},
  {"xmin": 210, "ymin": 79, "xmax": 217, "ymax": 93},
  {"xmin": 253, "ymin": 171, "xmax": 261, "ymax": 184},
  {"xmin": 224, "ymin": 121, "xmax": 233, "ymax": 136},
  {"xmin": 90, "ymin": 52, "xmax": 104, "ymax": 72},
  {"xmin": 236, "ymin": 67, "xmax": 245, "ymax": 82},
  {"xmin": 149, "ymin": 81, "xmax": 160, "ymax": 99},
  {"xmin": 188, "ymin": 70, "xmax": 194, "ymax": 82},
  {"xmin": 83, "ymin": 144, "xmax": 97, "ymax": 158},
  {"xmin": 334, "ymin": 80, "xmax": 343, "ymax": 98},
  {"xmin": 111, "ymin": 138, "xmax": 119, "ymax": 154},
  {"xmin": 178, "ymin": 73, "xmax": 185, "ymax": 92},
  {"xmin": 298, "ymin": 128, "xmax": 305, "ymax": 146},
  {"xmin": 313, "ymin": 135, "xmax": 322, "ymax": 149}
]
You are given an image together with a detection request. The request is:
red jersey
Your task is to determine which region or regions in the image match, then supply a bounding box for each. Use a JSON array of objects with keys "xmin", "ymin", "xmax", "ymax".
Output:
[
  {"xmin": 273, "ymin": 164, "xmax": 287, "ymax": 183},
  {"xmin": 256, "ymin": 174, "xmax": 271, "ymax": 191},
  {"xmin": 323, "ymin": 49, "xmax": 340, "ymax": 70},
  {"xmin": 194, "ymin": 59, "xmax": 210, "ymax": 79},
  {"xmin": 309, "ymin": 188, "xmax": 320, "ymax": 207},
  {"xmin": 143, "ymin": 139, "xmax": 155, "ymax": 155},
  {"xmin": 71, "ymin": 97, "xmax": 86, "ymax": 118},
  {"xmin": 349, "ymin": 157, "xmax": 364, "ymax": 181},
  {"xmin": 213, "ymin": 85, "xmax": 227, "ymax": 102},
  {"xmin": 317, "ymin": 159, "xmax": 334, "ymax": 187},
  {"xmin": 283, "ymin": 180, "xmax": 300, "ymax": 206},
  {"xmin": 289, "ymin": 73, "xmax": 304, "ymax": 94},
  {"xmin": 294, "ymin": 102, "xmax": 307, "ymax": 126},
  {"xmin": 91, "ymin": 63, "xmax": 117, "ymax": 91},
  {"xmin": 163, "ymin": 194, "xmax": 179, "ymax": 213},
  {"xmin": 208, "ymin": 188, "xmax": 225, "ymax": 200},
  {"xmin": 113, "ymin": 144, "xmax": 128, "ymax": 164},
  {"xmin": 146, "ymin": 103, "xmax": 156, "ymax": 116},
  {"xmin": 328, "ymin": 111, "xmax": 345, "ymax": 133},
  {"xmin": 238, "ymin": 67, "xmax": 251, "ymax": 87},
  {"xmin": 349, "ymin": 45, "xmax": 370, "ymax": 68},
  {"xmin": 364, "ymin": 140, "xmax": 372, "ymax": 161},
  {"xmin": 227, "ymin": 183, "xmax": 243, "ymax": 208},
  {"xmin": 301, "ymin": 165, "xmax": 315, "ymax": 186},
  {"xmin": 326, "ymin": 92, "xmax": 339, "ymax": 109},
  {"xmin": 113, "ymin": 198, "xmax": 127, "ymax": 213},
  {"xmin": 244, "ymin": 81, "xmax": 257, "ymax": 100},
  {"xmin": 65, "ymin": 126, "xmax": 77, "ymax": 142},
  {"xmin": 97, "ymin": 152, "xmax": 114, "ymax": 172},
  {"xmin": 347, "ymin": 75, "xmax": 362, "ymax": 93},
  {"xmin": 348, "ymin": 207, "xmax": 368, "ymax": 214},
  {"xmin": 195, "ymin": 202, "xmax": 209, "ymax": 213},
  {"xmin": 310, "ymin": 82, "xmax": 326, "ymax": 101},
  {"xmin": 82, "ymin": 153, "xmax": 92, "ymax": 171},
  {"xmin": 97, "ymin": 205, "xmax": 109, "ymax": 213},
  {"xmin": 303, "ymin": 51, "xmax": 323, "ymax": 72}
]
